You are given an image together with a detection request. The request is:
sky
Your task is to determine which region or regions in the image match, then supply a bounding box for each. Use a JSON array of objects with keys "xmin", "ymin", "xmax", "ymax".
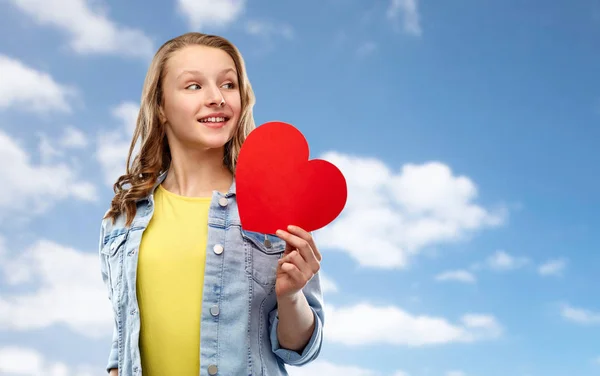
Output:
[{"xmin": 0, "ymin": 0, "xmax": 599, "ymax": 375}]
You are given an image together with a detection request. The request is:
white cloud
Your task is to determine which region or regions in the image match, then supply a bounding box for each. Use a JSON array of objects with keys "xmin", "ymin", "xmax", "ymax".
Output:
[
  {"xmin": 435, "ymin": 270, "xmax": 476, "ymax": 284},
  {"xmin": 0, "ymin": 237, "xmax": 112, "ymax": 338},
  {"xmin": 0, "ymin": 346, "xmax": 99, "ymax": 376},
  {"xmin": 325, "ymin": 303, "xmax": 502, "ymax": 346},
  {"xmin": 0, "ymin": 55, "xmax": 75, "ymax": 113},
  {"xmin": 288, "ymin": 361, "xmax": 377, "ymax": 376},
  {"xmin": 38, "ymin": 126, "xmax": 89, "ymax": 164},
  {"xmin": 38, "ymin": 134, "xmax": 63, "ymax": 164},
  {"xmin": 446, "ymin": 371, "xmax": 466, "ymax": 376},
  {"xmin": 387, "ymin": 0, "xmax": 422, "ymax": 36},
  {"xmin": 317, "ymin": 153, "xmax": 505, "ymax": 269},
  {"xmin": 538, "ymin": 258, "xmax": 567, "ymax": 277},
  {"xmin": 0, "ymin": 130, "xmax": 97, "ymax": 220},
  {"xmin": 96, "ymin": 101, "xmax": 139, "ymax": 186},
  {"xmin": 60, "ymin": 126, "xmax": 89, "ymax": 149},
  {"xmin": 288, "ymin": 361, "xmax": 408, "ymax": 376},
  {"xmin": 560, "ymin": 304, "xmax": 600, "ymax": 325},
  {"xmin": 486, "ymin": 250, "xmax": 529, "ymax": 271},
  {"xmin": 177, "ymin": 0, "xmax": 246, "ymax": 30},
  {"xmin": 319, "ymin": 272, "xmax": 339, "ymax": 294},
  {"xmin": 246, "ymin": 20, "xmax": 294, "ymax": 40},
  {"xmin": 7, "ymin": 0, "xmax": 154, "ymax": 58}
]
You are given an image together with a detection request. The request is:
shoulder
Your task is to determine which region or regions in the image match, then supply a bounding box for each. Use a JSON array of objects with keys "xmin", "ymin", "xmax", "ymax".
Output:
[{"xmin": 99, "ymin": 208, "xmax": 125, "ymax": 237}]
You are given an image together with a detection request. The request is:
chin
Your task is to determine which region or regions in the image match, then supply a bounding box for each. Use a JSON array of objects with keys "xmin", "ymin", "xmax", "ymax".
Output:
[{"xmin": 193, "ymin": 135, "xmax": 231, "ymax": 150}]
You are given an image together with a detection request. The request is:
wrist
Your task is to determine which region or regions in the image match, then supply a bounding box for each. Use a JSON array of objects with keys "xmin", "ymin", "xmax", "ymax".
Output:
[{"xmin": 277, "ymin": 291, "xmax": 303, "ymax": 306}]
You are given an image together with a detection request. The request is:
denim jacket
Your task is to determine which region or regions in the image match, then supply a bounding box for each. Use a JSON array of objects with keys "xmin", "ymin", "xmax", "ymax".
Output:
[{"xmin": 98, "ymin": 171, "xmax": 324, "ymax": 375}]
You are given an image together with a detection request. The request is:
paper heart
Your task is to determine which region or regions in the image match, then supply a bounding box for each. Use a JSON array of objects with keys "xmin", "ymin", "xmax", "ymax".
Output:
[{"xmin": 236, "ymin": 121, "xmax": 347, "ymax": 234}]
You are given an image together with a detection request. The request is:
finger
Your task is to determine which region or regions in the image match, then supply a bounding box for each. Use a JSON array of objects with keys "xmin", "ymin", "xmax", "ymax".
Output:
[
  {"xmin": 280, "ymin": 260, "xmax": 305, "ymax": 284},
  {"xmin": 287, "ymin": 225, "xmax": 322, "ymax": 262},
  {"xmin": 279, "ymin": 250, "xmax": 312, "ymax": 278},
  {"xmin": 276, "ymin": 230, "xmax": 320, "ymax": 272}
]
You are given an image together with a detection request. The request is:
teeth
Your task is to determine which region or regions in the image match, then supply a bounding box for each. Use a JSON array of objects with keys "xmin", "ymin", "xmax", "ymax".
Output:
[{"xmin": 200, "ymin": 117, "xmax": 225, "ymax": 123}]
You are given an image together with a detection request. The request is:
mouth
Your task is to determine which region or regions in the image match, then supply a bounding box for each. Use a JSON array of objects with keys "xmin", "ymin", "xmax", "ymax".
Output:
[{"xmin": 197, "ymin": 115, "xmax": 230, "ymax": 128}]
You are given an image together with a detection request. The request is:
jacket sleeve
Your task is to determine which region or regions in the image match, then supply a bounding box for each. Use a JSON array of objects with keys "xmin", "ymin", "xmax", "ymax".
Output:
[
  {"xmin": 268, "ymin": 271, "xmax": 325, "ymax": 366},
  {"xmin": 99, "ymin": 218, "xmax": 119, "ymax": 373}
]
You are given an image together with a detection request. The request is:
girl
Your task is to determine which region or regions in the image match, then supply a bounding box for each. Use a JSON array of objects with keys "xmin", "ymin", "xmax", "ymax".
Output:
[{"xmin": 99, "ymin": 32, "xmax": 324, "ymax": 376}]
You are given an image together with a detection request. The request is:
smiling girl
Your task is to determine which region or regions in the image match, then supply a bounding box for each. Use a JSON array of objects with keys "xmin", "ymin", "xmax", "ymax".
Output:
[{"xmin": 99, "ymin": 32, "xmax": 324, "ymax": 376}]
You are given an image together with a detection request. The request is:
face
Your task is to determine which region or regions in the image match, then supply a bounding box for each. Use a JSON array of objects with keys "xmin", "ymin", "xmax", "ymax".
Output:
[{"xmin": 160, "ymin": 45, "xmax": 242, "ymax": 152}]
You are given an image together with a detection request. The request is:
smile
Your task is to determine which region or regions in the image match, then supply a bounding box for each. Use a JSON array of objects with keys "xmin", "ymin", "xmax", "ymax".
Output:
[{"xmin": 199, "ymin": 117, "xmax": 227, "ymax": 123}]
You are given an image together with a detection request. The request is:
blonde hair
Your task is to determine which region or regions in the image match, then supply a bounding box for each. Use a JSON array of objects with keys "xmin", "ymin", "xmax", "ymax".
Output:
[{"xmin": 104, "ymin": 32, "xmax": 256, "ymax": 226}]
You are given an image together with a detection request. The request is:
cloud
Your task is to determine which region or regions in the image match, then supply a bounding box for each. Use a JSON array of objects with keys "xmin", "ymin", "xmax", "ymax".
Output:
[
  {"xmin": 288, "ymin": 360, "xmax": 408, "ymax": 376},
  {"xmin": 0, "ymin": 237, "xmax": 112, "ymax": 338},
  {"xmin": 317, "ymin": 153, "xmax": 505, "ymax": 269},
  {"xmin": 0, "ymin": 55, "xmax": 76, "ymax": 113},
  {"xmin": 38, "ymin": 126, "xmax": 89, "ymax": 164},
  {"xmin": 60, "ymin": 126, "xmax": 89, "ymax": 149},
  {"xmin": 446, "ymin": 372, "xmax": 466, "ymax": 376},
  {"xmin": 486, "ymin": 250, "xmax": 529, "ymax": 271},
  {"xmin": 0, "ymin": 130, "xmax": 97, "ymax": 221},
  {"xmin": 560, "ymin": 304, "xmax": 600, "ymax": 325},
  {"xmin": 538, "ymin": 258, "xmax": 567, "ymax": 277},
  {"xmin": 96, "ymin": 101, "xmax": 139, "ymax": 186},
  {"xmin": 387, "ymin": 0, "xmax": 422, "ymax": 36},
  {"xmin": 177, "ymin": 0, "xmax": 247, "ymax": 30},
  {"xmin": 287, "ymin": 361, "xmax": 378, "ymax": 376},
  {"xmin": 435, "ymin": 270, "xmax": 476, "ymax": 284},
  {"xmin": 325, "ymin": 303, "xmax": 502, "ymax": 346},
  {"xmin": 319, "ymin": 272, "xmax": 339, "ymax": 294},
  {"xmin": 0, "ymin": 346, "xmax": 98, "ymax": 376},
  {"xmin": 245, "ymin": 20, "xmax": 294, "ymax": 40},
  {"xmin": 7, "ymin": 0, "xmax": 154, "ymax": 58}
]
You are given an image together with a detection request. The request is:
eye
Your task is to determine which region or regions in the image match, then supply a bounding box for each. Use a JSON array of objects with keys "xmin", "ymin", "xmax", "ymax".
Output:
[
  {"xmin": 186, "ymin": 83, "xmax": 201, "ymax": 90},
  {"xmin": 222, "ymin": 82, "xmax": 235, "ymax": 89}
]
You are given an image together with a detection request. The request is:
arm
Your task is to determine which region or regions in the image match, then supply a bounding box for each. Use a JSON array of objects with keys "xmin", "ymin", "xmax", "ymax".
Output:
[
  {"xmin": 99, "ymin": 218, "xmax": 119, "ymax": 373},
  {"xmin": 271, "ymin": 226, "xmax": 325, "ymax": 365},
  {"xmin": 276, "ymin": 292, "xmax": 315, "ymax": 351}
]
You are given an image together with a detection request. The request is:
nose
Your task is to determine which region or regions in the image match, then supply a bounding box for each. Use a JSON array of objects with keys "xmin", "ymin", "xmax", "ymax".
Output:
[{"xmin": 205, "ymin": 84, "xmax": 225, "ymax": 107}]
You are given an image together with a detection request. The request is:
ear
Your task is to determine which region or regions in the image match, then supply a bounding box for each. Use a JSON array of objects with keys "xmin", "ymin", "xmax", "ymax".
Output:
[{"xmin": 158, "ymin": 105, "xmax": 167, "ymax": 125}]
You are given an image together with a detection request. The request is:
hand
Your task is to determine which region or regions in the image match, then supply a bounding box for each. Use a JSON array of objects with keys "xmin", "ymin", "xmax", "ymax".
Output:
[{"xmin": 274, "ymin": 225, "xmax": 322, "ymax": 300}]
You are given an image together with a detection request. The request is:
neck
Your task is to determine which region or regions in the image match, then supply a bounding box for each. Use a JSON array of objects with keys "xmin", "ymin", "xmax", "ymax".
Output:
[{"xmin": 161, "ymin": 145, "xmax": 233, "ymax": 198}]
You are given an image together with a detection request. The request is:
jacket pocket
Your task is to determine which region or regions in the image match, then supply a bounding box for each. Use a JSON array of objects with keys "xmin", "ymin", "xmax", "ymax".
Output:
[
  {"xmin": 241, "ymin": 229, "xmax": 285, "ymax": 287},
  {"xmin": 100, "ymin": 231, "xmax": 128, "ymax": 299}
]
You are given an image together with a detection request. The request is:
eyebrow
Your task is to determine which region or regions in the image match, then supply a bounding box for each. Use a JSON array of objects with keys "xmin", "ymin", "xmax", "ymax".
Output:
[{"xmin": 176, "ymin": 68, "xmax": 237, "ymax": 80}]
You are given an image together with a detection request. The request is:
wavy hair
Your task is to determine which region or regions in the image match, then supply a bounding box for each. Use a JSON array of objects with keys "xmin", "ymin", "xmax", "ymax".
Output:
[{"xmin": 104, "ymin": 32, "xmax": 256, "ymax": 226}]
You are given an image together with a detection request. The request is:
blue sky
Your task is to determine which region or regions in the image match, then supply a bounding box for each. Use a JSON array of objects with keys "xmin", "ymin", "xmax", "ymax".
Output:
[{"xmin": 0, "ymin": 1, "xmax": 598, "ymax": 375}]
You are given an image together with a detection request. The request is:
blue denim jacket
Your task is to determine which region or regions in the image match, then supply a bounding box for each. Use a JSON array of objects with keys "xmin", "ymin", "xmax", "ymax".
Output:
[{"xmin": 98, "ymin": 171, "xmax": 324, "ymax": 375}]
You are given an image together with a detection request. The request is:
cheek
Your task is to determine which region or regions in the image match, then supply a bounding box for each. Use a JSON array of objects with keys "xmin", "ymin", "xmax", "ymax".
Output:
[
  {"xmin": 165, "ymin": 94, "xmax": 197, "ymax": 122},
  {"xmin": 229, "ymin": 93, "xmax": 242, "ymax": 117}
]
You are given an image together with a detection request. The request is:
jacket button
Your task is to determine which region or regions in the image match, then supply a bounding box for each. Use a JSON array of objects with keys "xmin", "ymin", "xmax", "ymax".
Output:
[
  {"xmin": 218, "ymin": 197, "xmax": 228, "ymax": 207},
  {"xmin": 210, "ymin": 305, "xmax": 220, "ymax": 316},
  {"xmin": 213, "ymin": 244, "xmax": 224, "ymax": 255},
  {"xmin": 208, "ymin": 364, "xmax": 218, "ymax": 375}
]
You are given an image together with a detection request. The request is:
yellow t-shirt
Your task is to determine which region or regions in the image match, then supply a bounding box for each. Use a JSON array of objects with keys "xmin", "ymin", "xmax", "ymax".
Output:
[{"xmin": 136, "ymin": 184, "xmax": 210, "ymax": 376}]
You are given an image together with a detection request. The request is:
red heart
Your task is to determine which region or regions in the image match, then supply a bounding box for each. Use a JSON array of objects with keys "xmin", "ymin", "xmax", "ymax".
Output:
[{"xmin": 236, "ymin": 121, "xmax": 347, "ymax": 234}]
